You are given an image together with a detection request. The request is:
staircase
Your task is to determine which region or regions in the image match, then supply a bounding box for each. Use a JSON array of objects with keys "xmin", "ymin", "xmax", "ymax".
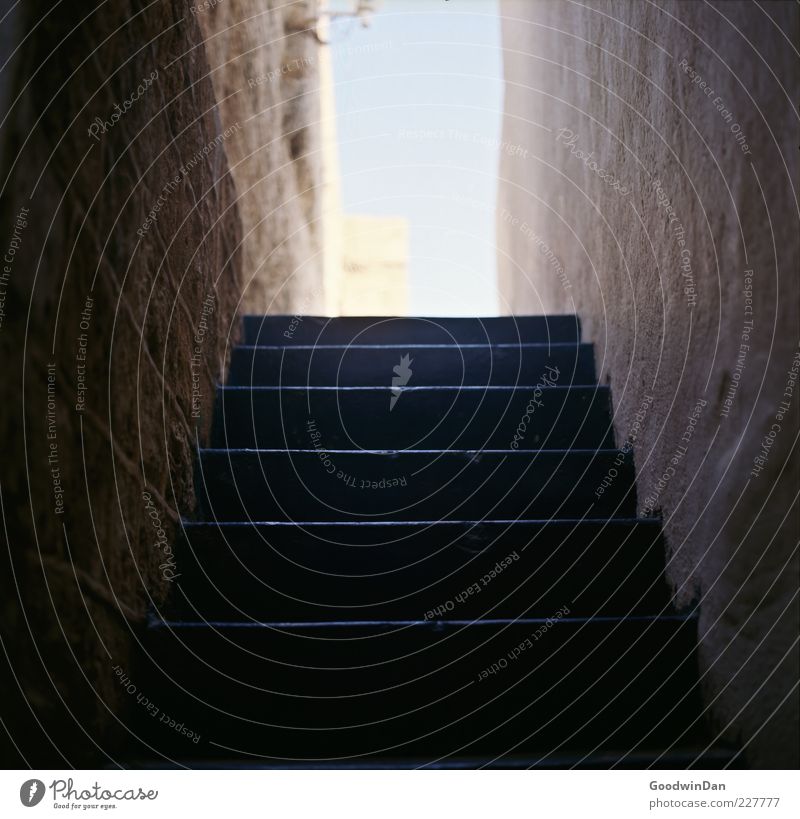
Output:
[{"xmin": 140, "ymin": 315, "xmax": 733, "ymax": 768}]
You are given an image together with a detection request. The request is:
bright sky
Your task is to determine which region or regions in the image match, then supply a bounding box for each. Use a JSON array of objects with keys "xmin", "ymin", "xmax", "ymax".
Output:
[{"xmin": 329, "ymin": 0, "xmax": 503, "ymax": 316}]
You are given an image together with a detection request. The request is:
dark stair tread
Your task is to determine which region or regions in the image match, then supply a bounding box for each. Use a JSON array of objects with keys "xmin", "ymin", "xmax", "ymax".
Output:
[
  {"xmin": 242, "ymin": 315, "xmax": 581, "ymax": 345},
  {"xmin": 140, "ymin": 615, "xmax": 705, "ymax": 759},
  {"xmin": 169, "ymin": 518, "xmax": 670, "ymax": 619},
  {"xmin": 196, "ymin": 448, "xmax": 637, "ymax": 521},
  {"xmin": 125, "ymin": 747, "xmax": 741, "ymax": 769},
  {"xmin": 227, "ymin": 343, "xmax": 596, "ymax": 387},
  {"xmin": 211, "ymin": 385, "xmax": 614, "ymax": 450}
]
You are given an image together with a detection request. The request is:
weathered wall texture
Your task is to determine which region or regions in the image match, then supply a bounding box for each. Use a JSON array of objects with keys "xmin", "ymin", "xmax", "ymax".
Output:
[
  {"xmin": 197, "ymin": 0, "xmax": 326, "ymax": 314},
  {"xmin": 497, "ymin": 0, "xmax": 798, "ymax": 767},
  {"xmin": 0, "ymin": 0, "xmax": 242, "ymax": 765}
]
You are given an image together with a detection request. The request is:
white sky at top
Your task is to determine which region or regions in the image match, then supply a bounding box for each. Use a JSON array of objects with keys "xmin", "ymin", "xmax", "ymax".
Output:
[{"xmin": 330, "ymin": 0, "xmax": 503, "ymax": 316}]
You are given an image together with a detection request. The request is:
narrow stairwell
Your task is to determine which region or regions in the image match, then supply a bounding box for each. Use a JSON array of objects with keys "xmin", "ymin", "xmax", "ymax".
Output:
[{"xmin": 139, "ymin": 315, "xmax": 734, "ymax": 768}]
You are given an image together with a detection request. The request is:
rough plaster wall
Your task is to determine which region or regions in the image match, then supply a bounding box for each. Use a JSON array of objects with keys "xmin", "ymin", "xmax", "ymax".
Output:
[
  {"xmin": 0, "ymin": 0, "xmax": 242, "ymax": 765},
  {"xmin": 497, "ymin": 0, "xmax": 798, "ymax": 767},
  {"xmin": 197, "ymin": 0, "xmax": 326, "ymax": 313}
]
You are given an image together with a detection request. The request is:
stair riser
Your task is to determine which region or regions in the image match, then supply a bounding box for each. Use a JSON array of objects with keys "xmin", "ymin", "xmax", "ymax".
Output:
[
  {"xmin": 243, "ymin": 316, "xmax": 581, "ymax": 346},
  {"xmin": 197, "ymin": 450, "xmax": 637, "ymax": 522},
  {"xmin": 141, "ymin": 618, "xmax": 704, "ymax": 759},
  {"xmin": 211, "ymin": 387, "xmax": 614, "ymax": 450},
  {"xmin": 124, "ymin": 750, "xmax": 741, "ymax": 770},
  {"xmin": 227, "ymin": 345, "xmax": 596, "ymax": 387},
  {"xmin": 172, "ymin": 522, "xmax": 669, "ymax": 619}
]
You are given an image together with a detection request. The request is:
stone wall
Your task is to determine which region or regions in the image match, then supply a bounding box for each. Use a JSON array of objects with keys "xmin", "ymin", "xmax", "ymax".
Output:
[
  {"xmin": 0, "ymin": 0, "xmax": 243, "ymax": 765},
  {"xmin": 497, "ymin": 0, "xmax": 798, "ymax": 767},
  {"xmin": 196, "ymin": 0, "xmax": 326, "ymax": 314}
]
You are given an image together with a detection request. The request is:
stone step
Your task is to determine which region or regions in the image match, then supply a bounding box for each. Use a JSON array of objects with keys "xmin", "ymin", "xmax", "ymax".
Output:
[
  {"xmin": 242, "ymin": 315, "xmax": 581, "ymax": 346},
  {"xmin": 197, "ymin": 448, "xmax": 637, "ymax": 522},
  {"xmin": 141, "ymin": 615, "xmax": 705, "ymax": 760},
  {"xmin": 211, "ymin": 385, "xmax": 614, "ymax": 450},
  {"xmin": 125, "ymin": 747, "xmax": 741, "ymax": 769},
  {"xmin": 169, "ymin": 519, "xmax": 669, "ymax": 620},
  {"xmin": 227, "ymin": 343, "xmax": 596, "ymax": 387}
]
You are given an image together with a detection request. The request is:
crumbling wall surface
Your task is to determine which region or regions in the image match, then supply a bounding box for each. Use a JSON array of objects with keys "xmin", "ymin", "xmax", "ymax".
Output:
[
  {"xmin": 0, "ymin": 0, "xmax": 242, "ymax": 765},
  {"xmin": 196, "ymin": 0, "xmax": 325, "ymax": 313},
  {"xmin": 497, "ymin": 0, "xmax": 799, "ymax": 766}
]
